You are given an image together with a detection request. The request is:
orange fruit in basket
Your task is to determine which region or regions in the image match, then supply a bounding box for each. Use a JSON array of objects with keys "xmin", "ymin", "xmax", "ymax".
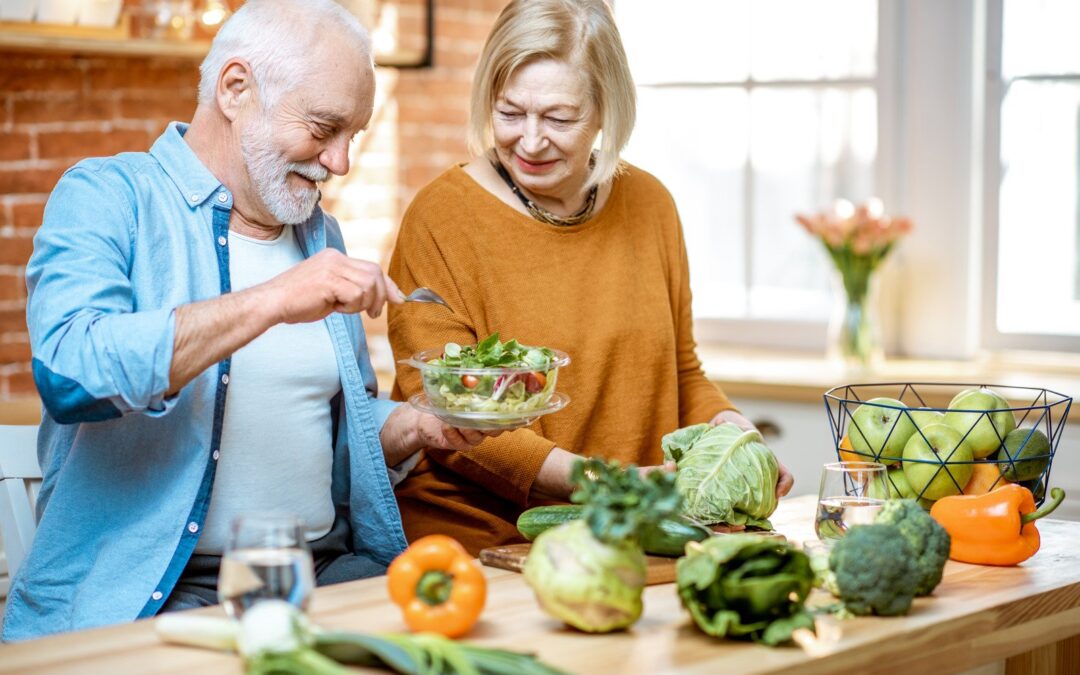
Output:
[
  {"xmin": 838, "ymin": 435, "xmax": 862, "ymax": 463},
  {"xmin": 838, "ymin": 434, "xmax": 896, "ymax": 465},
  {"xmin": 963, "ymin": 461, "xmax": 1013, "ymax": 495}
]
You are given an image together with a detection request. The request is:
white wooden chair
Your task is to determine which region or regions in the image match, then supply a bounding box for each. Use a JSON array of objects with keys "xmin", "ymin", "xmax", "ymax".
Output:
[{"xmin": 0, "ymin": 425, "xmax": 40, "ymax": 599}]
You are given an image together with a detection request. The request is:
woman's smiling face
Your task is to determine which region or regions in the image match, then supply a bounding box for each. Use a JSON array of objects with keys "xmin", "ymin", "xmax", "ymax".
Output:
[{"xmin": 491, "ymin": 58, "xmax": 601, "ymax": 209}]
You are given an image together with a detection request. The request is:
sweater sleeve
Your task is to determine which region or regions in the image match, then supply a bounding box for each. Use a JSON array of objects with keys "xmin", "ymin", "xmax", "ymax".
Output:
[
  {"xmin": 386, "ymin": 193, "xmax": 557, "ymax": 507},
  {"xmin": 670, "ymin": 209, "xmax": 738, "ymax": 426}
]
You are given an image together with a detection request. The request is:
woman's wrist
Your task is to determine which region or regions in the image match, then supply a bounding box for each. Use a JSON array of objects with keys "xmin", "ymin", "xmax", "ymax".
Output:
[{"xmin": 529, "ymin": 447, "xmax": 578, "ymax": 502}]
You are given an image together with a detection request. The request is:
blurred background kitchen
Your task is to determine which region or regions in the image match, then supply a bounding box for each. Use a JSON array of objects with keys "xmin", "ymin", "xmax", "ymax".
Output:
[{"xmin": 0, "ymin": 1, "xmax": 1077, "ymax": 529}]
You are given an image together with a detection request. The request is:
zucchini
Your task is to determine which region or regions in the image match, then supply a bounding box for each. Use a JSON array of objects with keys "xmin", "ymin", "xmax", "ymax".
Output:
[{"xmin": 516, "ymin": 505, "xmax": 711, "ymax": 557}]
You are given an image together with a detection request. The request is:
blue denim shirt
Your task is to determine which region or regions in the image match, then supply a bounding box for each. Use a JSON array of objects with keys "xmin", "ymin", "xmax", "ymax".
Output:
[{"xmin": 2, "ymin": 123, "xmax": 408, "ymax": 641}]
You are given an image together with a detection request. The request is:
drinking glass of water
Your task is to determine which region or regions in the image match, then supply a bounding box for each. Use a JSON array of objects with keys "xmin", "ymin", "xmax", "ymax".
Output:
[
  {"xmin": 218, "ymin": 514, "xmax": 316, "ymax": 618},
  {"xmin": 815, "ymin": 461, "xmax": 888, "ymax": 542}
]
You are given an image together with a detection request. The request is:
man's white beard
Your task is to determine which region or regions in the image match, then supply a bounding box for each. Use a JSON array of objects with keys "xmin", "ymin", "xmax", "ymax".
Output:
[{"xmin": 240, "ymin": 114, "xmax": 329, "ymax": 225}]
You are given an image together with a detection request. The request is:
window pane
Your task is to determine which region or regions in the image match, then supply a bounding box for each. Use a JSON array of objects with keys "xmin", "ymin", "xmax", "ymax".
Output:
[
  {"xmin": 750, "ymin": 0, "xmax": 877, "ymax": 81},
  {"xmin": 750, "ymin": 87, "xmax": 877, "ymax": 319},
  {"xmin": 1002, "ymin": 0, "xmax": 1080, "ymax": 78},
  {"xmin": 997, "ymin": 81, "xmax": 1080, "ymax": 335},
  {"xmin": 623, "ymin": 88, "xmax": 749, "ymax": 318},
  {"xmin": 616, "ymin": 0, "xmax": 750, "ymax": 84}
]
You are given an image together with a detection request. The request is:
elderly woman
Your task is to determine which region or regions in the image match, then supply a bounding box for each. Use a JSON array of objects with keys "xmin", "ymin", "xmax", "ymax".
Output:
[{"xmin": 388, "ymin": 0, "xmax": 793, "ymax": 554}]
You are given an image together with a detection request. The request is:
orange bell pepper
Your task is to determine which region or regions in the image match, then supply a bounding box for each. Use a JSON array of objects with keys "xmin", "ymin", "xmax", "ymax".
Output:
[
  {"xmin": 387, "ymin": 534, "xmax": 487, "ymax": 638},
  {"xmin": 929, "ymin": 484, "xmax": 1065, "ymax": 566}
]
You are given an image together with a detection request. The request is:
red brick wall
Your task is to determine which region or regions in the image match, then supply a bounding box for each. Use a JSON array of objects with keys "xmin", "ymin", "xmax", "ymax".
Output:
[{"xmin": 0, "ymin": 0, "xmax": 503, "ymax": 401}]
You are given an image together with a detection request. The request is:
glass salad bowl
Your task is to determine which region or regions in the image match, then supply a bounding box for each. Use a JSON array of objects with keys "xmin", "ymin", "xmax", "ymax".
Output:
[{"xmin": 401, "ymin": 335, "xmax": 571, "ymax": 430}]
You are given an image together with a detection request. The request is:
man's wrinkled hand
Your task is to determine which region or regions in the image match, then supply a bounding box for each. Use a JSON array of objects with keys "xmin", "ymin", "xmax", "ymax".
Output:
[
  {"xmin": 414, "ymin": 412, "xmax": 503, "ymax": 451},
  {"xmin": 258, "ymin": 248, "xmax": 405, "ymax": 324}
]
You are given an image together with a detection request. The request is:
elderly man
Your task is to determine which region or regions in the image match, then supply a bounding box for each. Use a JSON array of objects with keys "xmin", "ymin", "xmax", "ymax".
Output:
[{"xmin": 2, "ymin": 0, "xmax": 477, "ymax": 641}]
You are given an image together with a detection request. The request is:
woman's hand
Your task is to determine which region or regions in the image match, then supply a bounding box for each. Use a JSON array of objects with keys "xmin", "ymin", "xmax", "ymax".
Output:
[
  {"xmin": 774, "ymin": 461, "xmax": 794, "ymax": 498},
  {"xmin": 709, "ymin": 409, "xmax": 755, "ymax": 431},
  {"xmin": 708, "ymin": 409, "xmax": 794, "ymax": 498}
]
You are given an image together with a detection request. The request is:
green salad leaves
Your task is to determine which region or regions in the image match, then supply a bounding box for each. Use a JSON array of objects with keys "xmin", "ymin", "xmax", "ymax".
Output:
[
  {"xmin": 432, "ymin": 333, "xmax": 555, "ymax": 370},
  {"xmin": 662, "ymin": 423, "xmax": 780, "ymax": 528},
  {"xmin": 423, "ymin": 333, "xmax": 560, "ymax": 416}
]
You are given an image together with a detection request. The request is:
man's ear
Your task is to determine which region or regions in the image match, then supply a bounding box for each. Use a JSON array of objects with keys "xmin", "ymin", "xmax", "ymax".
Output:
[{"xmin": 216, "ymin": 58, "xmax": 256, "ymax": 122}]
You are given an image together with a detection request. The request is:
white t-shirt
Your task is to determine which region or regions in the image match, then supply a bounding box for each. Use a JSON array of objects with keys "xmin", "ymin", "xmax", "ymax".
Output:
[{"xmin": 195, "ymin": 226, "xmax": 340, "ymax": 554}]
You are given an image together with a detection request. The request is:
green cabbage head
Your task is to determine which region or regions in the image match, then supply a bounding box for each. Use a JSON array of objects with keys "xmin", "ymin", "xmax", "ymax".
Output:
[
  {"xmin": 662, "ymin": 422, "xmax": 779, "ymax": 528},
  {"xmin": 522, "ymin": 520, "xmax": 646, "ymax": 633}
]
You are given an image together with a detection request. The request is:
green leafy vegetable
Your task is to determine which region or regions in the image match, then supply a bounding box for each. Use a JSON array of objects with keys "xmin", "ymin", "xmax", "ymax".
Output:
[
  {"xmin": 662, "ymin": 423, "xmax": 780, "ymax": 528},
  {"xmin": 523, "ymin": 458, "xmax": 681, "ymax": 633},
  {"xmin": 570, "ymin": 458, "xmax": 683, "ymax": 545},
  {"xmin": 676, "ymin": 535, "xmax": 815, "ymax": 646},
  {"xmin": 431, "ymin": 333, "xmax": 554, "ymax": 370}
]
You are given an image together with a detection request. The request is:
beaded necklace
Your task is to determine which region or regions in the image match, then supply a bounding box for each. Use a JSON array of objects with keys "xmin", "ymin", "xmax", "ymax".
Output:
[{"xmin": 490, "ymin": 158, "xmax": 598, "ymax": 227}]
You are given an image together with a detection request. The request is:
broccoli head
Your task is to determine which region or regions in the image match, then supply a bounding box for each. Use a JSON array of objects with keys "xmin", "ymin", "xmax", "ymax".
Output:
[
  {"xmin": 829, "ymin": 524, "xmax": 919, "ymax": 616},
  {"xmin": 875, "ymin": 499, "xmax": 950, "ymax": 596}
]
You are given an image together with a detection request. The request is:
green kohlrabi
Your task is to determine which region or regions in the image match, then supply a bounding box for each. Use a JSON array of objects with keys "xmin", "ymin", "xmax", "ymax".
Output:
[
  {"xmin": 523, "ymin": 458, "xmax": 682, "ymax": 633},
  {"xmin": 662, "ymin": 423, "xmax": 780, "ymax": 528}
]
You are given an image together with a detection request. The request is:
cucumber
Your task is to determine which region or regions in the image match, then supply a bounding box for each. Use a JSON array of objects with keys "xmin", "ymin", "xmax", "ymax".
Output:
[
  {"xmin": 516, "ymin": 505, "xmax": 711, "ymax": 557},
  {"xmin": 639, "ymin": 517, "xmax": 712, "ymax": 557},
  {"xmin": 517, "ymin": 505, "xmax": 584, "ymax": 540}
]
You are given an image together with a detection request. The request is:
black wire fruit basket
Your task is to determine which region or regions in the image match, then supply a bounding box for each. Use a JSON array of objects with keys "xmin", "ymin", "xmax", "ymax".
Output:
[{"xmin": 823, "ymin": 383, "xmax": 1072, "ymax": 507}]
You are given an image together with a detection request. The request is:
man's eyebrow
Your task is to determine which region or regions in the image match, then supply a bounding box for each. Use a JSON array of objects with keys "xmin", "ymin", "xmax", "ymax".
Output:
[{"xmin": 309, "ymin": 111, "xmax": 349, "ymax": 127}]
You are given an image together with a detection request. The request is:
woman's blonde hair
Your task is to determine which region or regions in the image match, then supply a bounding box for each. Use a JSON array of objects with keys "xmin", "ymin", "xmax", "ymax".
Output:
[{"xmin": 468, "ymin": 0, "xmax": 636, "ymax": 189}]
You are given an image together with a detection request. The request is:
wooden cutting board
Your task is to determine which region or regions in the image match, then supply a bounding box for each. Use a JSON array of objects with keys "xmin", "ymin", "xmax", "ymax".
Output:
[
  {"xmin": 479, "ymin": 543, "xmax": 680, "ymax": 585},
  {"xmin": 479, "ymin": 531, "xmax": 787, "ymax": 586}
]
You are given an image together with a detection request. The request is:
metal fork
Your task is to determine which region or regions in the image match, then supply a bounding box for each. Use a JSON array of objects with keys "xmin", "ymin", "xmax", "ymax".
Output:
[{"xmin": 403, "ymin": 287, "xmax": 453, "ymax": 312}]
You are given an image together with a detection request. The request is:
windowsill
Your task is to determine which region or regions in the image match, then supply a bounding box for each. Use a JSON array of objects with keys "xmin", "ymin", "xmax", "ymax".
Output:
[{"xmin": 699, "ymin": 344, "xmax": 1080, "ymax": 417}]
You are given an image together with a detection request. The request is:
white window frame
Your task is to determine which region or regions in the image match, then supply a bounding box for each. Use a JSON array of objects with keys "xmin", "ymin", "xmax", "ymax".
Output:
[
  {"xmin": 979, "ymin": 0, "xmax": 1080, "ymax": 353},
  {"xmin": 664, "ymin": 1, "xmax": 905, "ymax": 353},
  {"xmin": 632, "ymin": 1, "xmax": 1080, "ymax": 359}
]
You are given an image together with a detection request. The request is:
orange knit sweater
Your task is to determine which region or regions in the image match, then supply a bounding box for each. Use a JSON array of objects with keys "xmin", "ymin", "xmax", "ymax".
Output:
[{"xmin": 387, "ymin": 163, "xmax": 735, "ymax": 555}]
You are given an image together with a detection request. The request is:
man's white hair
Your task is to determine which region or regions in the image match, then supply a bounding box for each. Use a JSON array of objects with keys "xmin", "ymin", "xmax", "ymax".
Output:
[{"xmin": 198, "ymin": 0, "xmax": 372, "ymax": 109}]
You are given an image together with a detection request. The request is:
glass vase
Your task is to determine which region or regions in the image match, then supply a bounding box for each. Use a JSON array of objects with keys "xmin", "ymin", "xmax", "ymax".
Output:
[{"xmin": 827, "ymin": 270, "xmax": 883, "ymax": 371}]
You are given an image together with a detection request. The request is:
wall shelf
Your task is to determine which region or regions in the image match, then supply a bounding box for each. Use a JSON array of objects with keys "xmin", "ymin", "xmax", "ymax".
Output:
[
  {"xmin": 0, "ymin": 18, "xmax": 210, "ymax": 59},
  {"xmin": 0, "ymin": 0, "xmax": 434, "ymax": 67}
]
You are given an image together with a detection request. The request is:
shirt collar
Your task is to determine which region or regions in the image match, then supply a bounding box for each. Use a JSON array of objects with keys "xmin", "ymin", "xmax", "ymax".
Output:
[{"xmin": 150, "ymin": 122, "xmax": 227, "ymax": 208}]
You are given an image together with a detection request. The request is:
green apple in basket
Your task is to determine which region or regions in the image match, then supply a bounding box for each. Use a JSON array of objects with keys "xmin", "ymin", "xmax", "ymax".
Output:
[
  {"xmin": 908, "ymin": 409, "xmax": 945, "ymax": 431},
  {"xmin": 943, "ymin": 387, "xmax": 1016, "ymax": 459},
  {"xmin": 996, "ymin": 427, "xmax": 1051, "ymax": 482},
  {"xmin": 849, "ymin": 398, "xmax": 916, "ymax": 464},
  {"xmin": 902, "ymin": 423, "xmax": 974, "ymax": 501},
  {"xmin": 868, "ymin": 467, "xmax": 917, "ymax": 500}
]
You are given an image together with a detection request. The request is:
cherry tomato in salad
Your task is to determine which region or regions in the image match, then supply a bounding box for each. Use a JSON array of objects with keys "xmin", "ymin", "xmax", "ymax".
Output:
[
  {"xmin": 461, "ymin": 374, "xmax": 480, "ymax": 389},
  {"xmin": 524, "ymin": 371, "xmax": 547, "ymax": 394}
]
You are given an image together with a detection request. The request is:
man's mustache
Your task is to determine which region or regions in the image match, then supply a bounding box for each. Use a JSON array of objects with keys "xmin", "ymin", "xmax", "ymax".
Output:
[{"xmin": 289, "ymin": 162, "xmax": 329, "ymax": 183}]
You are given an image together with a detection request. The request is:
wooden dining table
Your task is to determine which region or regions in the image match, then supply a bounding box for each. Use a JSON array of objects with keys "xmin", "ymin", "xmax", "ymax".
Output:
[{"xmin": 2, "ymin": 495, "xmax": 1079, "ymax": 674}]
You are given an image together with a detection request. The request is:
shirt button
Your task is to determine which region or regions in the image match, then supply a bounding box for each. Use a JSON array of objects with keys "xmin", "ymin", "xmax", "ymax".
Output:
[
  {"xmin": 217, "ymin": 235, "xmax": 227, "ymax": 246},
  {"xmin": 188, "ymin": 522, "xmax": 199, "ymax": 534},
  {"xmin": 217, "ymin": 192, "xmax": 228, "ymax": 203},
  {"xmin": 212, "ymin": 450, "xmax": 220, "ymax": 461},
  {"xmin": 189, "ymin": 193, "xmax": 199, "ymax": 202},
  {"xmin": 221, "ymin": 373, "xmax": 230, "ymax": 385},
  {"xmin": 151, "ymin": 591, "xmax": 163, "ymax": 601}
]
